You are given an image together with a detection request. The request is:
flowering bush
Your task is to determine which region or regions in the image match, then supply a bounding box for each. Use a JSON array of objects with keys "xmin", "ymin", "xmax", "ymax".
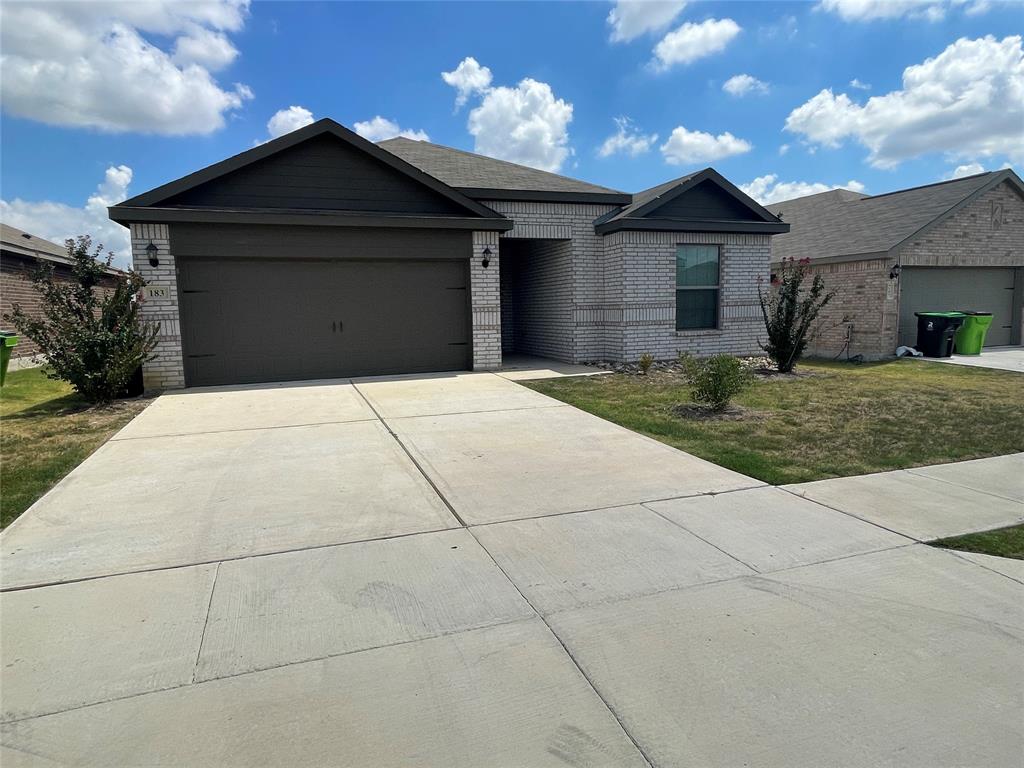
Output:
[
  {"xmin": 4, "ymin": 236, "xmax": 158, "ymax": 402},
  {"xmin": 758, "ymin": 257, "xmax": 835, "ymax": 373}
]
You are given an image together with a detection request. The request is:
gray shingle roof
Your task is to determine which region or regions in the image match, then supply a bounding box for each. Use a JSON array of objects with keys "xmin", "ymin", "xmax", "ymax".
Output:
[
  {"xmin": 1, "ymin": 223, "xmax": 70, "ymax": 262},
  {"xmin": 601, "ymin": 172, "xmax": 700, "ymax": 220},
  {"xmin": 765, "ymin": 171, "xmax": 1021, "ymax": 263},
  {"xmin": 377, "ymin": 137, "xmax": 625, "ymax": 197}
]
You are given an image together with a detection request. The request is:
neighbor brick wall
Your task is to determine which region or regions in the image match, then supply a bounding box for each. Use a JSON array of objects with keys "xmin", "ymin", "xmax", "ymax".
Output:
[
  {"xmin": 1, "ymin": 251, "xmax": 121, "ymax": 358},
  {"xmin": 470, "ymin": 230, "xmax": 501, "ymax": 370},
  {"xmin": 798, "ymin": 257, "xmax": 898, "ymax": 361},
  {"xmin": 602, "ymin": 231, "xmax": 772, "ymax": 360},
  {"xmin": 131, "ymin": 223, "xmax": 185, "ymax": 391}
]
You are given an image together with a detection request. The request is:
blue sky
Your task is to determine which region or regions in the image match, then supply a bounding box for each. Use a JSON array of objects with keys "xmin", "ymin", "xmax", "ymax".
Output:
[{"xmin": 1, "ymin": 1, "xmax": 1021, "ymax": 266}]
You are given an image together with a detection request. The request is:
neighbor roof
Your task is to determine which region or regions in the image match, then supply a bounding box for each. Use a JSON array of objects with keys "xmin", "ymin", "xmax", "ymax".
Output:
[
  {"xmin": 378, "ymin": 137, "xmax": 630, "ymax": 204},
  {"xmin": 766, "ymin": 170, "xmax": 1024, "ymax": 264},
  {"xmin": 1, "ymin": 224, "xmax": 123, "ymax": 275}
]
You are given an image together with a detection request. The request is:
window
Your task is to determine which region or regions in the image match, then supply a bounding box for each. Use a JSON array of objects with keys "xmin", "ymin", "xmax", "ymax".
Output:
[{"xmin": 675, "ymin": 244, "xmax": 720, "ymax": 330}]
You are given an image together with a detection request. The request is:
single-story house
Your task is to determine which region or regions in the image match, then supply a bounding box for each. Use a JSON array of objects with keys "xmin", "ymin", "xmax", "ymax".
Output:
[
  {"xmin": 766, "ymin": 169, "xmax": 1024, "ymax": 360},
  {"xmin": 109, "ymin": 118, "xmax": 788, "ymax": 390},
  {"xmin": 1, "ymin": 224, "xmax": 123, "ymax": 360}
]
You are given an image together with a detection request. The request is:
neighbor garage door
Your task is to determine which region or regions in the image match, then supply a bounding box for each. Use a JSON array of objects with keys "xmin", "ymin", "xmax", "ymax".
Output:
[
  {"xmin": 177, "ymin": 257, "xmax": 470, "ymax": 386},
  {"xmin": 899, "ymin": 267, "xmax": 1017, "ymax": 347}
]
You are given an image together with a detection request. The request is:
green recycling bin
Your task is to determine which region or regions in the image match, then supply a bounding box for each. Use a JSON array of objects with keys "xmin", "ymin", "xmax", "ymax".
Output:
[
  {"xmin": 953, "ymin": 311, "xmax": 993, "ymax": 355},
  {"xmin": 1, "ymin": 332, "xmax": 18, "ymax": 387}
]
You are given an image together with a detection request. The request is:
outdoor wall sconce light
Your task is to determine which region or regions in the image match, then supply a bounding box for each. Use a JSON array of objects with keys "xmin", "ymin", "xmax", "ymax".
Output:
[
  {"xmin": 481, "ymin": 246, "xmax": 492, "ymax": 269},
  {"xmin": 146, "ymin": 241, "xmax": 159, "ymax": 268},
  {"xmin": 889, "ymin": 263, "xmax": 902, "ymax": 280}
]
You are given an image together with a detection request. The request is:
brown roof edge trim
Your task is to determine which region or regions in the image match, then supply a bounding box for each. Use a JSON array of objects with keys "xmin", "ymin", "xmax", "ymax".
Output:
[
  {"xmin": 769, "ymin": 250, "xmax": 891, "ymax": 267},
  {"xmin": 108, "ymin": 206, "xmax": 514, "ymax": 231},
  {"xmin": 463, "ymin": 188, "xmax": 632, "ymax": 205},
  {"xmin": 889, "ymin": 169, "xmax": 1024, "ymax": 257},
  {"xmin": 116, "ymin": 119, "xmax": 506, "ymax": 222},
  {"xmin": 595, "ymin": 217, "xmax": 790, "ymax": 235}
]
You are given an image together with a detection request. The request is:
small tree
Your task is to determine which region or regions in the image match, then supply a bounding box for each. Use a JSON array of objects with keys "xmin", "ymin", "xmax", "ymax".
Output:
[
  {"xmin": 4, "ymin": 236, "xmax": 159, "ymax": 402},
  {"xmin": 681, "ymin": 354, "xmax": 753, "ymax": 411},
  {"xmin": 758, "ymin": 257, "xmax": 835, "ymax": 373}
]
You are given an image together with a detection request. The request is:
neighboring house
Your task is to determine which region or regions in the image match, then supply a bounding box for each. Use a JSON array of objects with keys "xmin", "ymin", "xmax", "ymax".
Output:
[
  {"xmin": 0, "ymin": 224, "xmax": 123, "ymax": 360},
  {"xmin": 108, "ymin": 118, "xmax": 788, "ymax": 390},
  {"xmin": 767, "ymin": 170, "xmax": 1024, "ymax": 360}
]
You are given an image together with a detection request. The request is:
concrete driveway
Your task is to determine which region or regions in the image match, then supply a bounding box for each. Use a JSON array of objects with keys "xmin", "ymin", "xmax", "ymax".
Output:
[
  {"xmin": 2, "ymin": 373, "xmax": 1022, "ymax": 766},
  {"xmin": 915, "ymin": 345, "xmax": 1024, "ymax": 373}
]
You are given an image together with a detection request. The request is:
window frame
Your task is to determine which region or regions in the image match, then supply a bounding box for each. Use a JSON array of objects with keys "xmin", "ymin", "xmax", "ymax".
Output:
[{"xmin": 674, "ymin": 243, "xmax": 722, "ymax": 332}]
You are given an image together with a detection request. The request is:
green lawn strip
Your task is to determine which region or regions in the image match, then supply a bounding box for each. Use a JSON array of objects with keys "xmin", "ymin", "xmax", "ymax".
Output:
[
  {"xmin": 524, "ymin": 360, "xmax": 1024, "ymax": 485},
  {"xmin": 930, "ymin": 525, "xmax": 1024, "ymax": 560},
  {"xmin": 1, "ymin": 367, "xmax": 150, "ymax": 529}
]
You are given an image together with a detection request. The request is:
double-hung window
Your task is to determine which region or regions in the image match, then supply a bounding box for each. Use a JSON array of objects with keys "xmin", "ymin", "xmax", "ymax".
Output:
[{"xmin": 675, "ymin": 244, "xmax": 720, "ymax": 330}]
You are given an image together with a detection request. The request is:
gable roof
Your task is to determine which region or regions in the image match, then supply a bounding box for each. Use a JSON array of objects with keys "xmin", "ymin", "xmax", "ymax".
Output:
[
  {"xmin": 378, "ymin": 137, "xmax": 630, "ymax": 204},
  {"xmin": 766, "ymin": 169, "xmax": 1024, "ymax": 263},
  {"xmin": 594, "ymin": 168, "xmax": 789, "ymax": 235},
  {"xmin": 1, "ymin": 224, "xmax": 123, "ymax": 274},
  {"xmin": 110, "ymin": 119, "xmax": 511, "ymax": 231}
]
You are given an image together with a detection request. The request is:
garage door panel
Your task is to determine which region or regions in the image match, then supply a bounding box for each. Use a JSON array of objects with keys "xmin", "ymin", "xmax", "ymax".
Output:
[
  {"xmin": 899, "ymin": 268, "xmax": 1016, "ymax": 347},
  {"xmin": 179, "ymin": 259, "xmax": 469, "ymax": 386}
]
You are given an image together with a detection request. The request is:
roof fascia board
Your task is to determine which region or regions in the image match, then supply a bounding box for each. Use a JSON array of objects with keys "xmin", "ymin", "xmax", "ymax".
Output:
[
  {"xmin": 117, "ymin": 119, "xmax": 505, "ymax": 222},
  {"xmin": 464, "ymin": 188, "xmax": 632, "ymax": 205},
  {"xmin": 596, "ymin": 217, "xmax": 790, "ymax": 235},
  {"xmin": 108, "ymin": 206, "xmax": 514, "ymax": 231},
  {"xmin": 890, "ymin": 170, "xmax": 1024, "ymax": 257}
]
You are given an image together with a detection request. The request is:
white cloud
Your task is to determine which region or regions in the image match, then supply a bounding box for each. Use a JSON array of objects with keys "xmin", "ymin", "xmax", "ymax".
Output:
[
  {"xmin": 1, "ymin": 165, "xmax": 134, "ymax": 268},
  {"xmin": 740, "ymin": 174, "xmax": 866, "ymax": 204},
  {"xmin": 172, "ymin": 26, "xmax": 238, "ymax": 70},
  {"xmin": 353, "ymin": 116, "xmax": 430, "ymax": 143},
  {"xmin": 758, "ymin": 14, "xmax": 798, "ymax": 41},
  {"xmin": 779, "ymin": 144, "xmax": 791, "ymax": 155},
  {"xmin": 267, "ymin": 106, "xmax": 315, "ymax": 139},
  {"xmin": 652, "ymin": 18, "xmax": 741, "ymax": 70},
  {"xmin": 723, "ymin": 74, "xmax": 770, "ymax": 96},
  {"xmin": 0, "ymin": 1, "xmax": 252, "ymax": 135},
  {"xmin": 947, "ymin": 162, "xmax": 986, "ymax": 178},
  {"xmin": 441, "ymin": 57, "xmax": 493, "ymax": 109},
  {"xmin": 442, "ymin": 59, "xmax": 574, "ymax": 172},
  {"xmin": 598, "ymin": 117, "xmax": 658, "ymax": 158},
  {"xmin": 607, "ymin": 0, "xmax": 687, "ymax": 43},
  {"xmin": 661, "ymin": 126, "xmax": 751, "ymax": 165},
  {"xmin": 785, "ymin": 35, "xmax": 1024, "ymax": 168},
  {"xmin": 819, "ymin": 0, "xmax": 993, "ymax": 20},
  {"xmin": 849, "ymin": 78, "xmax": 871, "ymax": 90},
  {"xmin": 467, "ymin": 80, "xmax": 573, "ymax": 171}
]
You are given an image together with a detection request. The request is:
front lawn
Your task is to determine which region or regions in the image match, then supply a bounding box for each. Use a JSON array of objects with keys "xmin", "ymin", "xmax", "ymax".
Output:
[
  {"xmin": 931, "ymin": 524, "xmax": 1024, "ymax": 561},
  {"xmin": 524, "ymin": 360, "xmax": 1024, "ymax": 485},
  {"xmin": 1, "ymin": 367, "xmax": 151, "ymax": 529}
]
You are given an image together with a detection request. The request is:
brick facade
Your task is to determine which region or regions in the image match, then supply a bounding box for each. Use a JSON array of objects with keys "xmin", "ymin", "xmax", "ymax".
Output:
[
  {"xmin": 470, "ymin": 230, "xmax": 501, "ymax": 370},
  {"xmin": 1, "ymin": 252, "xmax": 121, "ymax": 359},
  {"xmin": 799, "ymin": 180, "xmax": 1024, "ymax": 359},
  {"xmin": 130, "ymin": 223, "xmax": 185, "ymax": 390}
]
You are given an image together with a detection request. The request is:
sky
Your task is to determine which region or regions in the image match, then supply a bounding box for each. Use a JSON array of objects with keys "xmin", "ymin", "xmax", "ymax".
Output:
[{"xmin": 1, "ymin": 0, "xmax": 1021, "ymax": 268}]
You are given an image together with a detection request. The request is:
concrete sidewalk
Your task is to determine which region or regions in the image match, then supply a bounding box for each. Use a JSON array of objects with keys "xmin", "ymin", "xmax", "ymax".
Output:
[{"xmin": 2, "ymin": 375, "xmax": 1022, "ymax": 766}]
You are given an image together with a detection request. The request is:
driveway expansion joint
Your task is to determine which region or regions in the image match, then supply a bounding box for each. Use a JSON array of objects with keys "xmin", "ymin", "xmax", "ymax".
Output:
[{"xmin": 108, "ymin": 417, "xmax": 380, "ymax": 441}]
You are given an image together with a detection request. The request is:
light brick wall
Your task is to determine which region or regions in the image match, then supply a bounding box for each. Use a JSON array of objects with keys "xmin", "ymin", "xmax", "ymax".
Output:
[
  {"xmin": 130, "ymin": 223, "xmax": 185, "ymax": 390},
  {"xmin": 603, "ymin": 231, "xmax": 772, "ymax": 360},
  {"xmin": 470, "ymin": 230, "xmax": 501, "ymax": 369}
]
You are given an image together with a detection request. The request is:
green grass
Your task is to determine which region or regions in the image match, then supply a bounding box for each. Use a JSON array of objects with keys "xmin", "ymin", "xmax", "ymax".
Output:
[
  {"xmin": 931, "ymin": 524, "xmax": 1024, "ymax": 560},
  {"xmin": 1, "ymin": 367, "xmax": 150, "ymax": 529},
  {"xmin": 524, "ymin": 359, "xmax": 1024, "ymax": 485}
]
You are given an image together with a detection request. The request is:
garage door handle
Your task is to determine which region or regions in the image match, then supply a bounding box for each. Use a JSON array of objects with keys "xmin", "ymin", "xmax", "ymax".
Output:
[{"xmin": 338, "ymin": 320, "xmax": 343, "ymax": 333}]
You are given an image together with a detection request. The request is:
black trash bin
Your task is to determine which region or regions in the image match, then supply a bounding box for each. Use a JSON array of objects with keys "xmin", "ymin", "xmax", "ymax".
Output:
[{"xmin": 914, "ymin": 311, "xmax": 966, "ymax": 358}]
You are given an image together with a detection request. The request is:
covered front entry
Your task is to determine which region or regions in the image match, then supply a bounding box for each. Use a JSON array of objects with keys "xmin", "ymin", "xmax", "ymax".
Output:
[
  {"xmin": 898, "ymin": 267, "xmax": 1019, "ymax": 347},
  {"xmin": 179, "ymin": 257, "xmax": 470, "ymax": 386}
]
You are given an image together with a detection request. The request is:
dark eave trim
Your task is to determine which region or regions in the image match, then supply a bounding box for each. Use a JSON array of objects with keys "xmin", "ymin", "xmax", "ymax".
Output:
[
  {"xmin": 769, "ymin": 250, "xmax": 891, "ymax": 267},
  {"xmin": 596, "ymin": 217, "xmax": 790, "ymax": 235},
  {"xmin": 461, "ymin": 187, "xmax": 632, "ymax": 205},
  {"xmin": 108, "ymin": 206, "xmax": 514, "ymax": 232},
  {"xmin": 116, "ymin": 119, "xmax": 506, "ymax": 222}
]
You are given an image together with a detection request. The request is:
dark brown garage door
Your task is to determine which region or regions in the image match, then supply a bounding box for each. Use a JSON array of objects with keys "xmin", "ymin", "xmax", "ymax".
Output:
[{"xmin": 178, "ymin": 258, "xmax": 470, "ymax": 386}]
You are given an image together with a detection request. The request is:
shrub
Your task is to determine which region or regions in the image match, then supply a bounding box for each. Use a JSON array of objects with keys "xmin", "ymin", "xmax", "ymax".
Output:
[
  {"xmin": 758, "ymin": 257, "xmax": 835, "ymax": 373},
  {"xmin": 638, "ymin": 353, "xmax": 654, "ymax": 375},
  {"xmin": 681, "ymin": 353, "xmax": 753, "ymax": 411},
  {"xmin": 4, "ymin": 236, "xmax": 159, "ymax": 402}
]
